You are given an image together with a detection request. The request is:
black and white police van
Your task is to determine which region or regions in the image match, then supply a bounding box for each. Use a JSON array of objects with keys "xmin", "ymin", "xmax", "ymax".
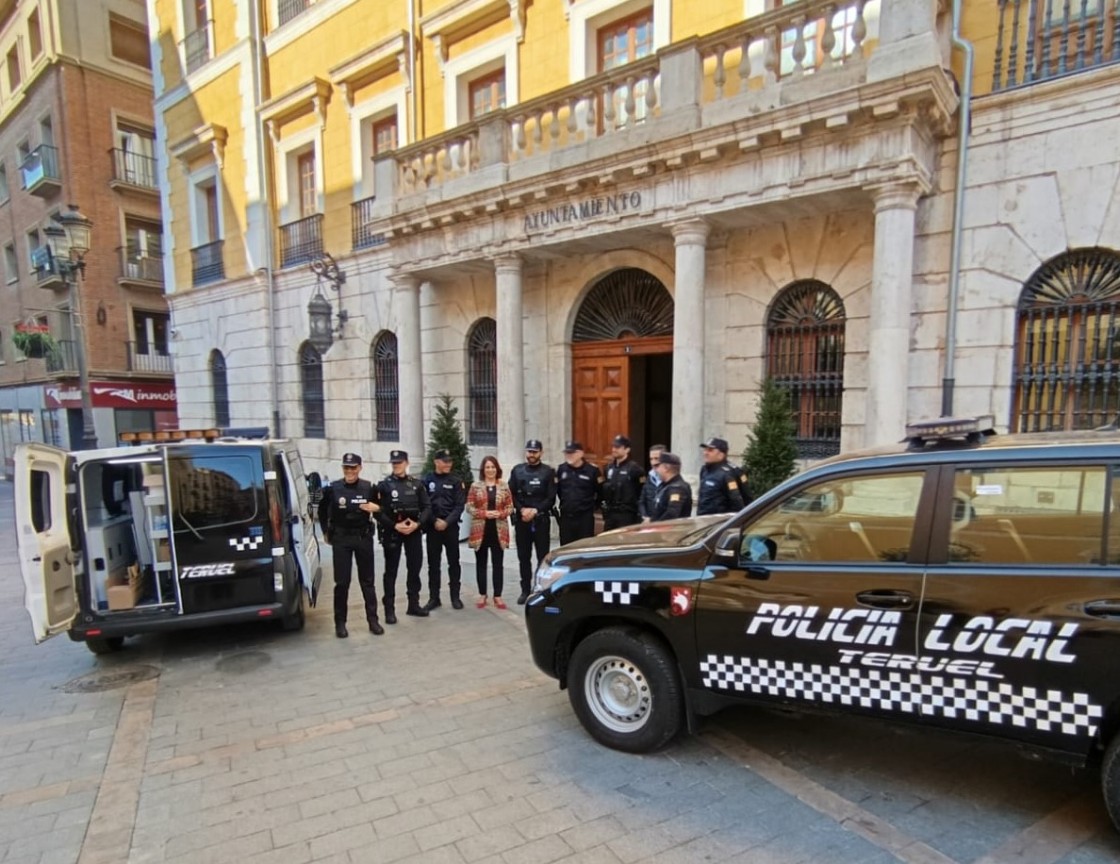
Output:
[
  {"xmin": 524, "ymin": 417, "xmax": 1120, "ymax": 831},
  {"xmin": 15, "ymin": 429, "xmax": 322, "ymax": 654}
]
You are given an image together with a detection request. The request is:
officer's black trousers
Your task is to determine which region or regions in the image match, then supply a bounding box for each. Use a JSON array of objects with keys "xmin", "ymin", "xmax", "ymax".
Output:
[
  {"xmin": 559, "ymin": 510, "xmax": 595, "ymax": 546},
  {"xmin": 425, "ymin": 525, "xmax": 461, "ymax": 600},
  {"xmin": 603, "ymin": 510, "xmax": 641, "ymax": 531},
  {"xmin": 331, "ymin": 533, "xmax": 379, "ymax": 626},
  {"xmin": 514, "ymin": 515, "xmax": 551, "ymax": 593},
  {"xmin": 383, "ymin": 531, "xmax": 424, "ymax": 606}
]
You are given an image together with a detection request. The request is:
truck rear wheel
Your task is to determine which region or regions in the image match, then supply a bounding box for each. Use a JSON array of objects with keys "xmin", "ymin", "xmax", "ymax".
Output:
[
  {"xmin": 568, "ymin": 627, "xmax": 683, "ymax": 753},
  {"xmin": 1103, "ymin": 732, "xmax": 1120, "ymax": 832},
  {"xmin": 282, "ymin": 589, "xmax": 306, "ymax": 632},
  {"xmin": 85, "ymin": 637, "xmax": 124, "ymax": 655}
]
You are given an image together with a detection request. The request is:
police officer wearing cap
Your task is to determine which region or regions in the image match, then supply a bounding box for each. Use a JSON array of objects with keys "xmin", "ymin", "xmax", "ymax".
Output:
[
  {"xmin": 651, "ymin": 452, "xmax": 693, "ymax": 521},
  {"xmin": 377, "ymin": 450, "xmax": 431, "ymax": 622},
  {"xmin": 422, "ymin": 449, "xmax": 467, "ymax": 611},
  {"xmin": 697, "ymin": 436, "xmax": 749, "ymax": 516},
  {"xmin": 509, "ymin": 439, "xmax": 556, "ymax": 604},
  {"xmin": 556, "ymin": 441, "xmax": 601, "ymax": 545},
  {"xmin": 601, "ymin": 434, "xmax": 645, "ymax": 530},
  {"xmin": 317, "ymin": 453, "xmax": 383, "ymax": 639}
]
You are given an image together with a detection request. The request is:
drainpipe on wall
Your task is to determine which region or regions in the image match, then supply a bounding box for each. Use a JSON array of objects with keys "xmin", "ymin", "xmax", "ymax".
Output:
[
  {"xmin": 252, "ymin": 0, "xmax": 281, "ymax": 437},
  {"xmin": 942, "ymin": 0, "xmax": 974, "ymax": 417},
  {"xmin": 409, "ymin": 0, "xmax": 418, "ymax": 143}
]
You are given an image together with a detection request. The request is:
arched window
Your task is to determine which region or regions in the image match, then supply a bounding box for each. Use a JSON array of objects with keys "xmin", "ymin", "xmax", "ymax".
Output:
[
  {"xmin": 209, "ymin": 349, "xmax": 229, "ymax": 427},
  {"xmin": 300, "ymin": 342, "xmax": 325, "ymax": 439},
  {"xmin": 1012, "ymin": 248, "xmax": 1120, "ymax": 432},
  {"xmin": 371, "ymin": 331, "xmax": 399, "ymax": 441},
  {"xmin": 766, "ymin": 280, "xmax": 846, "ymax": 458},
  {"xmin": 467, "ymin": 317, "xmax": 497, "ymax": 445}
]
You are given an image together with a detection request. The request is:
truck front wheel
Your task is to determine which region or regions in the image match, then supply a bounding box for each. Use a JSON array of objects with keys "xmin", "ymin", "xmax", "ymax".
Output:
[
  {"xmin": 1103, "ymin": 732, "xmax": 1120, "ymax": 832},
  {"xmin": 567, "ymin": 627, "xmax": 683, "ymax": 753}
]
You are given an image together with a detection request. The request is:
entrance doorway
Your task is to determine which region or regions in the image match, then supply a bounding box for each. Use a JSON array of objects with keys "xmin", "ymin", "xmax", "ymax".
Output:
[{"xmin": 571, "ymin": 268, "xmax": 674, "ymax": 466}]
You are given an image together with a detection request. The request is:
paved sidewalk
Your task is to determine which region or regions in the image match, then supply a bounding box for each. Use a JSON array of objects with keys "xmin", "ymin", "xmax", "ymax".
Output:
[{"xmin": 2, "ymin": 486, "xmax": 1119, "ymax": 864}]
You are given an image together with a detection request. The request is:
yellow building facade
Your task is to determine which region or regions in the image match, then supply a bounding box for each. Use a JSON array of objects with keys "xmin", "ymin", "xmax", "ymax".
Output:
[{"xmin": 148, "ymin": 0, "xmax": 1120, "ymax": 479}]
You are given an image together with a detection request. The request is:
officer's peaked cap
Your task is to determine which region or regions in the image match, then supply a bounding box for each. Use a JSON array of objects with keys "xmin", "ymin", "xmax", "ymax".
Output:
[
  {"xmin": 341, "ymin": 452, "xmax": 362, "ymax": 466},
  {"xmin": 700, "ymin": 436, "xmax": 729, "ymax": 453},
  {"xmin": 563, "ymin": 440, "xmax": 584, "ymax": 453},
  {"xmin": 433, "ymin": 449, "xmax": 452, "ymax": 461},
  {"xmin": 389, "ymin": 450, "xmax": 408, "ymax": 463},
  {"xmin": 659, "ymin": 452, "xmax": 682, "ymax": 467},
  {"xmin": 612, "ymin": 434, "xmax": 631, "ymax": 447},
  {"xmin": 524, "ymin": 439, "xmax": 543, "ymax": 451}
]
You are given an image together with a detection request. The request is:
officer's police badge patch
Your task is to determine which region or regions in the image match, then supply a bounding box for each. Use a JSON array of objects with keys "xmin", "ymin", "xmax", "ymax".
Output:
[
  {"xmin": 338, "ymin": 497, "xmax": 347, "ymax": 507},
  {"xmin": 429, "ymin": 482, "xmax": 436, "ymax": 491}
]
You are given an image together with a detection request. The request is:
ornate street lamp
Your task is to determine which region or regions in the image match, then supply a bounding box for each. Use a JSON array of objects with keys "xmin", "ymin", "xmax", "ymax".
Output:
[
  {"xmin": 44, "ymin": 204, "xmax": 97, "ymax": 449},
  {"xmin": 307, "ymin": 253, "xmax": 347, "ymax": 355}
]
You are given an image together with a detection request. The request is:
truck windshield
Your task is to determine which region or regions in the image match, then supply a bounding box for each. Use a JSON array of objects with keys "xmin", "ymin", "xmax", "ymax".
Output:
[{"xmin": 167, "ymin": 453, "xmax": 263, "ymax": 531}]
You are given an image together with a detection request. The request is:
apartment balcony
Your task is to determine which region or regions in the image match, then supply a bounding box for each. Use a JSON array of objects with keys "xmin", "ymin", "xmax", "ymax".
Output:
[
  {"xmin": 191, "ymin": 239, "xmax": 224, "ymax": 287},
  {"xmin": 351, "ymin": 196, "xmax": 387, "ymax": 250},
  {"xmin": 128, "ymin": 342, "xmax": 174, "ymax": 375},
  {"xmin": 279, "ymin": 213, "xmax": 323, "ymax": 267},
  {"xmin": 30, "ymin": 246, "xmax": 66, "ymax": 291},
  {"xmin": 278, "ymin": 0, "xmax": 311, "ymax": 27},
  {"xmin": 992, "ymin": 0, "xmax": 1119, "ymax": 92},
  {"xmin": 368, "ymin": 0, "xmax": 956, "ymax": 256},
  {"xmin": 44, "ymin": 339, "xmax": 78, "ymax": 376},
  {"xmin": 109, "ymin": 148, "xmax": 159, "ymax": 195},
  {"xmin": 118, "ymin": 248, "xmax": 164, "ymax": 290},
  {"xmin": 181, "ymin": 20, "xmax": 214, "ymax": 74},
  {"xmin": 19, "ymin": 144, "xmax": 60, "ymax": 198}
]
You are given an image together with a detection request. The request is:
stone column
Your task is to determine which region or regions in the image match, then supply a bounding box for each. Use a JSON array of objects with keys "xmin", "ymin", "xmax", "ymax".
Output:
[
  {"xmin": 494, "ymin": 253, "xmax": 525, "ymax": 470},
  {"xmin": 865, "ymin": 182, "xmax": 923, "ymax": 448},
  {"xmin": 390, "ymin": 271, "xmax": 424, "ymax": 457},
  {"xmin": 670, "ymin": 220, "xmax": 709, "ymax": 481}
]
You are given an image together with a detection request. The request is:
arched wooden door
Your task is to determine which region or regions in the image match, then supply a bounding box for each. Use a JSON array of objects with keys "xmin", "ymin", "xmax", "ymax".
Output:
[{"xmin": 571, "ymin": 268, "xmax": 674, "ymax": 465}]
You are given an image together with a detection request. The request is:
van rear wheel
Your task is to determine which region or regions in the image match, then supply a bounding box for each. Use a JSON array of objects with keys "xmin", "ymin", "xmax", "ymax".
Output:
[
  {"xmin": 1103, "ymin": 732, "xmax": 1120, "ymax": 832},
  {"xmin": 85, "ymin": 637, "xmax": 124, "ymax": 655},
  {"xmin": 282, "ymin": 589, "xmax": 306, "ymax": 632}
]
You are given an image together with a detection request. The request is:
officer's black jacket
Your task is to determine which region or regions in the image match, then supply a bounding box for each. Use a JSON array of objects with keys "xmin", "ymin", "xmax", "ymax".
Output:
[
  {"xmin": 422, "ymin": 470, "xmax": 466, "ymax": 526},
  {"xmin": 697, "ymin": 460, "xmax": 748, "ymax": 516},
  {"xmin": 376, "ymin": 473, "xmax": 431, "ymax": 541},
  {"xmin": 509, "ymin": 461, "xmax": 557, "ymax": 515},
  {"xmin": 652, "ymin": 474, "xmax": 693, "ymax": 521},
  {"xmin": 556, "ymin": 461, "xmax": 602, "ymax": 515},
  {"xmin": 602, "ymin": 459, "xmax": 644, "ymax": 513},
  {"xmin": 318, "ymin": 478, "xmax": 377, "ymax": 536},
  {"xmin": 638, "ymin": 469, "xmax": 661, "ymax": 519}
]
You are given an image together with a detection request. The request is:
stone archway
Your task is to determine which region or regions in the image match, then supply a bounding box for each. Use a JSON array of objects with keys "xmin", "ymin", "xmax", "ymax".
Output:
[{"xmin": 571, "ymin": 268, "xmax": 674, "ymax": 465}]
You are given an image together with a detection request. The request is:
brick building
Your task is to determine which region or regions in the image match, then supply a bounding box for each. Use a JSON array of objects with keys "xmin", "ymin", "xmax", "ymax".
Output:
[{"xmin": 0, "ymin": 0, "xmax": 172, "ymax": 476}]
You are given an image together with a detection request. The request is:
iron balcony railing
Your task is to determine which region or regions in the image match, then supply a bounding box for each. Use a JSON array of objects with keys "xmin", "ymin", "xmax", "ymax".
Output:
[
  {"xmin": 128, "ymin": 342, "xmax": 173, "ymax": 374},
  {"xmin": 351, "ymin": 196, "xmax": 388, "ymax": 250},
  {"xmin": 181, "ymin": 20, "xmax": 213, "ymax": 74},
  {"xmin": 110, "ymin": 148, "xmax": 158, "ymax": 189},
  {"xmin": 993, "ymin": 0, "xmax": 1119, "ymax": 92},
  {"xmin": 19, "ymin": 143, "xmax": 60, "ymax": 190},
  {"xmin": 191, "ymin": 239, "xmax": 224, "ymax": 286},
  {"xmin": 119, "ymin": 247, "xmax": 164, "ymax": 284},
  {"xmin": 45, "ymin": 339, "xmax": 78, "ymax": 375},
  {"xmin": 278, "ymin": 0, "xmax": 311, "ymax": 26},
  {"xmin": 279, "ymin": 213, "xmax": 323, "ymax": 267}
]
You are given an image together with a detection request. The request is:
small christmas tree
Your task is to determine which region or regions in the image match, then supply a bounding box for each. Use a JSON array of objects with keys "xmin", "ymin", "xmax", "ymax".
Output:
[
  {"xmin": 421, "ymin": 394, "xmax": 474, "ymax": 483},
  {"xmin": 742, "ymin": 378, "xmax": 799, "ymax": 498}
]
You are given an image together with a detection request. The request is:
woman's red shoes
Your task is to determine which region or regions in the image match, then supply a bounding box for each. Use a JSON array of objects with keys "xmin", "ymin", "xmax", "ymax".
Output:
[
  {"xmin": 476, "ymin": 596, "xmax": 488, "ymax": 608},
  {"xmin": 494, "ymin": 597, "xmax": 508, "ymax": 610}
]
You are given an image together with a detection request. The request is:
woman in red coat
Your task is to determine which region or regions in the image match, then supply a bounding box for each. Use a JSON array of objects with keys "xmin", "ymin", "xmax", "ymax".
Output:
[{"xmin": 466, "ymin": 455, "xmax": 514, "ymax": 608}]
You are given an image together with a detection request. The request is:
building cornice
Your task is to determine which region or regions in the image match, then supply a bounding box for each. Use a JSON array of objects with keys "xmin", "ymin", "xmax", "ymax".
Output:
[
  {"xmin": 328, "ymin": 29, "xmax": 409, "ymax": 107},
  {"xmin": 259, "ymin": 76, "xmax": 331, "ymax": 139},
  {"xmin": 420, "ymin": 0, "xmax": 526, "ymax": 73},
  {"xmin": 169, "ymin": 122, "xmax": 228, "ymax": 168}
]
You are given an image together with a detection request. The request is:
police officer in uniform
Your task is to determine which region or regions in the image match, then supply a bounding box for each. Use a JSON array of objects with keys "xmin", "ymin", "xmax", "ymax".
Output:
[
  {"xmin": 556, "ymin": 441, "xmax": 601, "ymax": 545},
  {"xmin": 651, "ymin": 452, "xmax": 693, "ymax": 521},
  {"xmin": 601, "ymin": 434, "xmax": 645, "ymax": 530},
  {"xmin": 377, "ymin": 450, "xmax": 431, "ymax": 622},
  {"xmin": 317, "ymin": 453, "xmax": 383, "ymax": 639},
  {"xmin": 697, "ymin": 436, "xmax": 748, "ymax": 516},
  {"xmin": 422, "ymin": 449, "xmax": 467, "ymax": 611},
  {"xmin": 509, "ymin": 439, "xmax": 556, "ymax": 604}
]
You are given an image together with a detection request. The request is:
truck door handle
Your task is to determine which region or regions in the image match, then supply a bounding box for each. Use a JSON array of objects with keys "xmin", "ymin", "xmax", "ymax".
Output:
[
  {"xmin": 1084, "ymin": 600, "xmax": 1120, "ymax": 618},
  {"xmin": 856, "ymin": 590, "xmax": 914, "ymax": 609}
]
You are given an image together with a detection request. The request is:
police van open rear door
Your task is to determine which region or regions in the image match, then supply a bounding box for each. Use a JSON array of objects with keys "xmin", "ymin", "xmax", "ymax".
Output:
[
  {"xmin": 15, "ymin": 443, "xmax": 77, "ymax": 643},
  {"xmin": 281, "ymin": 449, "xmax": 321, "ymax": 605}
]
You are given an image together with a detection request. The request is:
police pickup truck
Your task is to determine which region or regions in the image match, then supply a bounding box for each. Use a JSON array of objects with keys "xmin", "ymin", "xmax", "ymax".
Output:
[
  {"xmin": 524, "ymin": 418, "xmax": 1120, "ymax": 832},
  {"xmin": 15, "ymin": 429, "xmax": 322, "ymax": 654}
]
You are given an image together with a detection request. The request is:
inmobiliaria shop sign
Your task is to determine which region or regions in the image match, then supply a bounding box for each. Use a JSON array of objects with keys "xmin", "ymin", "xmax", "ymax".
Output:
[{"xmin": 44, "ymin": 381, "xmax": 178, "ymax": 409}]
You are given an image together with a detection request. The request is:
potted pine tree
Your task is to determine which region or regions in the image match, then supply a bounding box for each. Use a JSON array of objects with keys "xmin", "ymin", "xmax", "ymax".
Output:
[
  {"xmin": 741, "ymin": 378, "xmax": 799, "ymax": 500},
  {"xmin": 421, "ymin": 394, "xmax": 474, "ymax": 541}
]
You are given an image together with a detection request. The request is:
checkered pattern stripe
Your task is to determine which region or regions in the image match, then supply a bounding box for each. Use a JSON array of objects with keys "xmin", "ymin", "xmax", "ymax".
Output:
[
  {"xmin": 594, "ymin": 581, "xmax": 641, "ymax": 605},
  {"xmin": 699, "ymin": 655, "xmax": 1103, "ymax": 737},
  {"xmin": 229, "ymin": 535, "xmax": 264, "ymax": 552}
]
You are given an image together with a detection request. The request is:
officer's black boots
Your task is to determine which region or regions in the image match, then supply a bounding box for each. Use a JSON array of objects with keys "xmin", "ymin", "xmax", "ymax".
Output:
[
  {"xmin": 384, "ymin": 602, "xmax": 398, "ymax": 625},
  {"xmin": 369, "ymin": 620, "xmax": 384, "ymax": 635},
  {"xmin": 451, "ymin": 594, "xmax": 464, "ymax": 610},
  {"xmin": 336, "ymin": 622, "xmax": 349, "ymax": 638},
  {"xmin": 517, "ymin": 592, "xmax": 529, "ymax": 605},
  {"xmin": 423, "ymin": 597, "xmax": 442, "ymax": 612},
  {"xmin": 406, "ymin": 600, "xmax": 430, "ymax": 617}
]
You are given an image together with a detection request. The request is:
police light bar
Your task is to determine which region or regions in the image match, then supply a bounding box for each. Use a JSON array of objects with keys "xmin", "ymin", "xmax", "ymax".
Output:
[{"xmin": 904, "ymin": 416, "xmax": 995, "ymax": 448}]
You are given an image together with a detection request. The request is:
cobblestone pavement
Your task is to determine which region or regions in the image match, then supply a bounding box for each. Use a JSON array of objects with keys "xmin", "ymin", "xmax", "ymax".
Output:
[{"xmin": 2, "ymin": 479, "xmax": 1119, "ymax": 864}]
